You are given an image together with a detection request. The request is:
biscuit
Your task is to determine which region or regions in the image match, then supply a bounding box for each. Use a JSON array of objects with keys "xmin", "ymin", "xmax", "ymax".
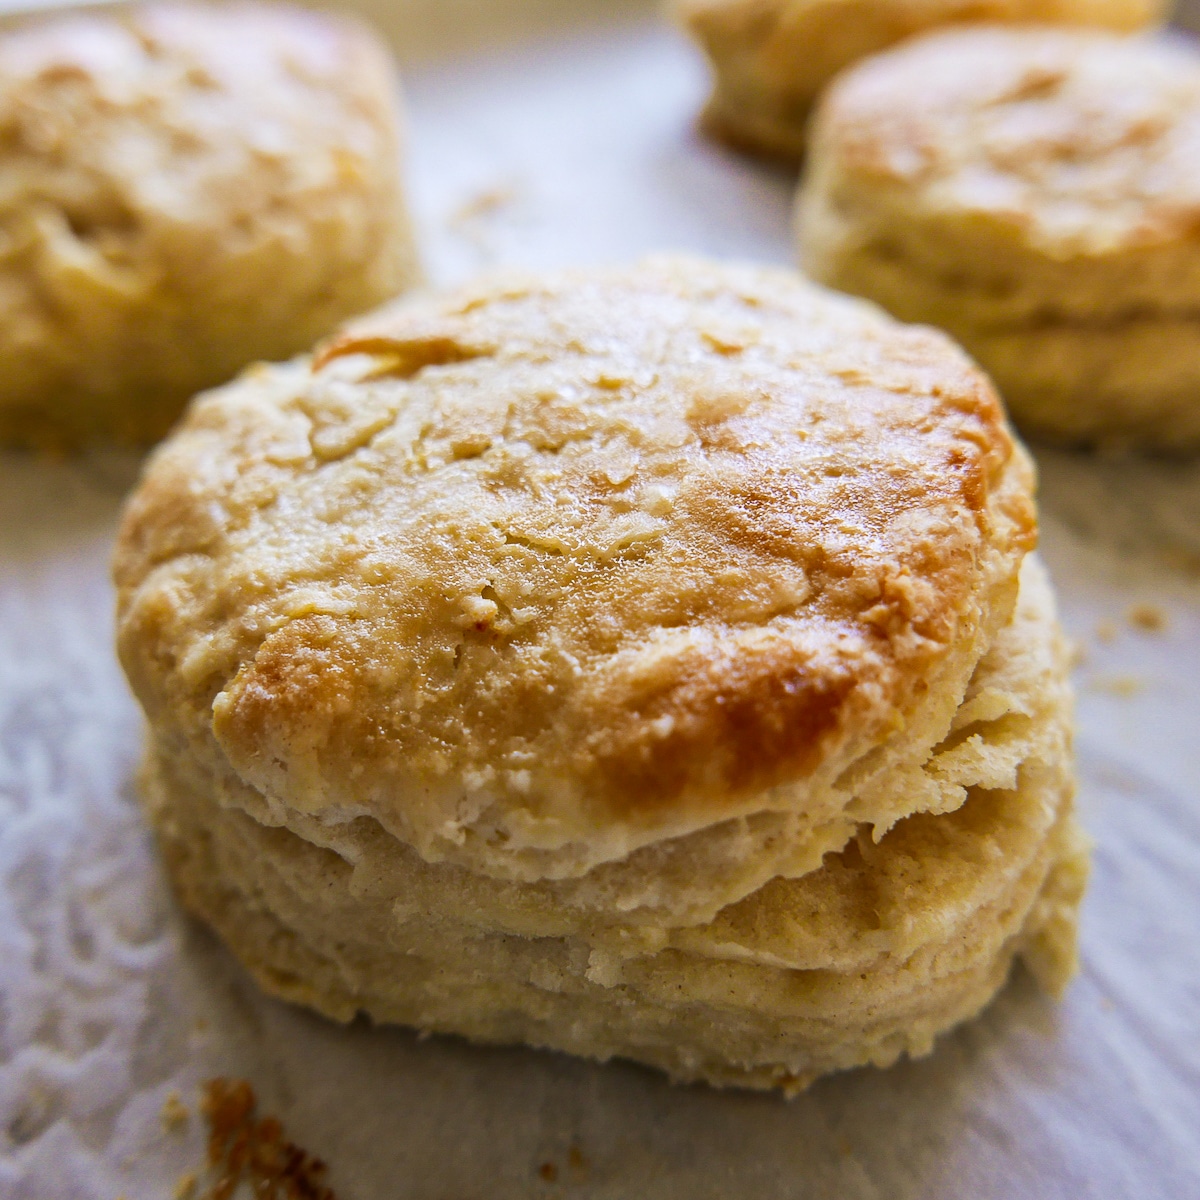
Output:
[
  {"xmin": 797, "ymin": 27, "xmax": 1200, "ymax": 450},
  {"xmin": 674, "ymin": 0, "xmax": 1168, "ymax": 160},
  {"xmin": 0, "ymin": 2, "xmax": 419, "ymax": 449},
  {"xmin": 115, "ymin": 256, "xmax": 1081, "ymax": 1090}
]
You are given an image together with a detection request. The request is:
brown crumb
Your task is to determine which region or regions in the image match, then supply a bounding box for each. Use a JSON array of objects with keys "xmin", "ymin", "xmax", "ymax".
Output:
[
  {"xmin": 162, "ymin": 1090, "xmax": 190, "ymax": 1132},
  {"xmin": 1128, "ymin": 604, "xmax": 1167, "ymax": 634},
  {"xmin": 447, "ymin": 182, "xmax": 522, "ymax": 257},
  {"xmin": 538, "ymin": 1160, "xmax": 559, "ymax": 1183},
  {"xmin": 1066, "ymin": 636, "xmax": 1086, "ymax": 669},
  {"xmin": 1094, "ymin": 620, "xmax": 1117, "ymax": 645},
  {"xmin": 199, "ymin": 1078, "xmax": 336, "ymax": 1200},
  {"xmin": 173, "ymin": 1173, "xmax": 197, "ymax": 1200},
  {"xmin": 567, "ymin": 1145, "xmax": 587, "ymax": 1176},
  {"xmin": 1090, "ymin": 675, "xmax": 1143, "ymax": 698},
  {"xmin": 450, "ymin": 184, "xmax": 517, "ymax": 229}
]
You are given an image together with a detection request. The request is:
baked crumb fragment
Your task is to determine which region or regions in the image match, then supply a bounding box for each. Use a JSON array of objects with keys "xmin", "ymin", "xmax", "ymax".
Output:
[
  {"xmin": 161, "ymin": 1090, "xmax": 190, "ymax": 1132},
  {"xmin": 1090, "ymin": 675, "xmax": 1143, "ymax": 697},
  {"xmin": 1128, "ymin": 604, "xmax": 1167, "ymax": 633},
  {"xmin": 199, "ymin": 1078, "xmax": 337, "ymax": 1200}
]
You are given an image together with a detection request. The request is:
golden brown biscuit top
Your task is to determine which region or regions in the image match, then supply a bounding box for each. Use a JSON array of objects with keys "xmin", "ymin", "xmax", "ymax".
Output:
[
  {"xmin": 0, "ymin": 2, "xmax": 397, "ymax": 288},
  {"xmin": 815, "ymin": 27, "xmax": 1200, "ymax": 256},
  {"xmin": 115, "ymin": 257, "xmax": 1033, "ymax": 870}
]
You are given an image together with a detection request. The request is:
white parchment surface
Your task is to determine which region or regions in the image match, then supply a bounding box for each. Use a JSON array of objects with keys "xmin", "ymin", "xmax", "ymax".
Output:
[{"xmin": 1, "ymin": 4, "xmax": 1199, "ymax": 1197}]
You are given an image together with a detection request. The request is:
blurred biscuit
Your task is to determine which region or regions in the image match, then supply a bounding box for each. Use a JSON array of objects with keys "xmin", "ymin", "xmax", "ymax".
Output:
[
  {"xmin": 675, "ymin": 0, "xmax": 1168, "ymax": 159},
  {"xmin": 798, "ymin": 26, "xmax": 1200, "ymax": 450},
  {"xmin": 115, "ymin": 256, "xmax": 1081, "ymax": 1090},
  {"xmin": 0, "ymin": 2, "xmax": 419, "ymax": 448}
]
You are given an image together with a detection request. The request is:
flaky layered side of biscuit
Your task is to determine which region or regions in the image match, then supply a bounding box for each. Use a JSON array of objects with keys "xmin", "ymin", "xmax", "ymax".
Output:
[
  {"xmin": 674, "ymin": 0, "xmax": 1166, "ymax": 160},
  {"xmin": 115, "ymin": 257, "xmax": 1082, "ymax": 1090},
  {"xmin": 0, "ymin": 2, "xmax": 419, "ymax": 448},
  {"xmin": 141, "ymin": 560, "xmax": 1084, "ymax": 1091},
  {"xmin": 797, "ymin": 26, "xmax": 1200, "ymax": 450}
]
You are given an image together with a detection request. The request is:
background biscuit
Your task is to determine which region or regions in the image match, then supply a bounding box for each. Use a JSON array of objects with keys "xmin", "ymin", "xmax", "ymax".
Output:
[
  {"xmin": 674, "ymin": 0, "xmax": 1167, "ymax": 159},
  {"xmin": 0, "ymin": 2, "xmax": 420, "ymax": 449},
  {"xmin": 797, "ymin": 26, "xmax": 1200, "ymax": 450}
]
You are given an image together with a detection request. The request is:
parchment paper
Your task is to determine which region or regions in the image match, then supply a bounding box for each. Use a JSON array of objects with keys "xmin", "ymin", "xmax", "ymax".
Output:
[{"xmin": 2, "ymin": 3, "xmax": 1198, "ymax": 1197}]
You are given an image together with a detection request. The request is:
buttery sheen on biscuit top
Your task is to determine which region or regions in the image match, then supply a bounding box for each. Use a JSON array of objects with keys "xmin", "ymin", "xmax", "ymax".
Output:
[{"xmin": 115, "ymin": 256, "xmax": 1086, "ymax": 1092}]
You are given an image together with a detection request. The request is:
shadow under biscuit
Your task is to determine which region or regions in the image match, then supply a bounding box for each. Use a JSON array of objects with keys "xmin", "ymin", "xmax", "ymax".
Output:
[{"xmin": 162, "ymin": 905, "xmax": 1064, "ymax": 1200}]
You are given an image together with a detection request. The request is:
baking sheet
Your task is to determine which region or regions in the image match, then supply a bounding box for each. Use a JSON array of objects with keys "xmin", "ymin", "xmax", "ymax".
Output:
[{"xmin": 2, "ymin": 3, "xmax": 1199, "ymax": 1197}]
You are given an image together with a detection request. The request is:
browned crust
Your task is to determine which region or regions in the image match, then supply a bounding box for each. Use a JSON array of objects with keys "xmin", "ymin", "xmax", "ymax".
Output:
[{"xmin": 115, "ymin": 257, "xmax": 1034, "ymax": 855}]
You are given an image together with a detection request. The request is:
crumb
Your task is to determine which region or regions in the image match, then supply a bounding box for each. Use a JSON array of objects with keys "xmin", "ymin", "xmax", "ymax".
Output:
[
  {"xmin": 162, "ymin": 1090, "xmax": 190, "ymax": 1132},
  {"xmin": 1094, "ymin": 620, "xmax": 1117, "ymax": 645},
  {"xmin": 193, "ymin": 1017, "xmax": 209, "ymax": 1033},
  {"xmin": 174, "ymin": 1173, "xmax": 197, "ymax": 1200},
  {"xmin": 1066, "ymin": 636, "xmax": 1086, "ymax": 668},
  {"xmin": 450, "ymin": 183, "xmax": 517, "ymax": 228},
  {"xmin": 538, "ymin": 1161, "xmax": 559, "ymax": 1183},
  {"xmin": 198, "ymin": 1078, "xmax": 336, "ymax": 1200},
  {"xmin": 447, "ymin": 182, "xmax": 522, "ymax": 256},
  {"xmin": 1090, "ymin": 675, "xmax": 1143, "ymax": 697},
  {"xmin": 567, "ymin": 1145, "xmax": 587, "ymax": 1175},
  {"xmin": 1128, "ymin": 604, "xmax": 1167, "ymax": 633}
]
